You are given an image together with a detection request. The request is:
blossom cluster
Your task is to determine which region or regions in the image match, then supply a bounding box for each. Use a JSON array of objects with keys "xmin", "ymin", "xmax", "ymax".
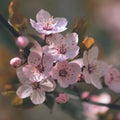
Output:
[{"xmin": 10, "ymin": 9, "xmax": 120, "ymax": 105}]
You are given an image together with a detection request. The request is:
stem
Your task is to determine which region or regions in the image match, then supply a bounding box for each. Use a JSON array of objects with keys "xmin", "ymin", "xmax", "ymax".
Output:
[{"xmin": 0, "ymin": 14, "xmax": 20, "ymax": 37}]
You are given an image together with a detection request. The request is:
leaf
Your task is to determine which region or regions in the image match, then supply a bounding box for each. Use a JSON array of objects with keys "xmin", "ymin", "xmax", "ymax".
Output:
[
  {"xmin": 1, "ymin": 91, "xmax": 16, "ymax": 97},
  {"xmin": 11, "ymin": 95, "xmax": 23, "ymax": 106},
  {"xmin": 44, "ymin": 93, "xmax": 55, "ymax": 110},
  {"xmin": 8, "ymin": 0, "xmax": 27, "ymax": 34},
  {"xmin": 82, "ymin": 37, "xmax": 94, "ymax": 49},
  {"xmin": 13, "ymin": 98, "xmax": 36, "ymax": 109}
]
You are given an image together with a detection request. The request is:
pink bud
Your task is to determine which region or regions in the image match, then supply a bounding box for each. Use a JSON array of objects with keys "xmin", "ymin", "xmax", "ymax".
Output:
[
  {"xmin": 55, "ymin": 93, "xmax": 69, "ymax": 104},
  {"xmin": 10, "ymin": 57, "xmax": 22, "ymax": 67},
  {"xmin": 81, "ymin": 91, "xmax": 90, "ymax": 99},
  {"xmin": 16, "ymin": 36, "xmax": 29, "ymax": 48}
]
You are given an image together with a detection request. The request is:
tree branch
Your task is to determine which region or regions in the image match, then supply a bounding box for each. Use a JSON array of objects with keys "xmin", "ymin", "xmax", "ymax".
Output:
[{"xmin": 0, "ymin": 14, "xmax": 20, "ymax": 37}]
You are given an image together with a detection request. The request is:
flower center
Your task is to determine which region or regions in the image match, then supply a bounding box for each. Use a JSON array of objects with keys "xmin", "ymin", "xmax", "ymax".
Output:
[
  {"xmin": 88, "ymin": 64, "xmax": 96, "ymax": 74},
  {"xmin": 59, "ymin": 45, "xmax": 67, "ymax": 54},
  {"xmin": 32, "ymin": 82, "xmax": 40, "ymax": 90},
  {"xmin": 43, "ymin": 17, "xmax": 55, "ymax": 30},
  {"xmin": 59, "ymin": 69, "xmax": 67, "ymax": 77}
]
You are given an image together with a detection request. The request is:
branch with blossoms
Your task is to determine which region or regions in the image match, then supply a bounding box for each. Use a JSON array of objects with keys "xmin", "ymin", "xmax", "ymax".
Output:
[{"xmin": 0, "ymin": 2, "xmax": 120, "ymax": 119}]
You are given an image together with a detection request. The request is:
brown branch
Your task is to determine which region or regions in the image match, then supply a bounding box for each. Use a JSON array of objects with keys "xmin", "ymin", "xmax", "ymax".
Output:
[{"xmin": 0, "ymin": 14, "xmax": 20, "ymax": 37}]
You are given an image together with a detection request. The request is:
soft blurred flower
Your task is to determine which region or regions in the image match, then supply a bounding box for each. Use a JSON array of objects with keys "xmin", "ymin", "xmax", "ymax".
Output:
[
  {"xmin": 51, "ymin": 61, "xmax": 80, "ymax": 88},
  {"xmin": 16, "ymin": 36, "xmax": 29, "ymax": 48},
  {"xmin": 93, "ymin": 1, "xmax": 120, "ymax": 40},
  {"xmin": 56, "ymin": 93, "xmax": 69, "ymax": 104},
  {"xmin": 82, "ymin": 92, "xmax": 111, "ymax": 120},
  {"xmin": 16, "ymin": 66, "xmax": 56, "ymax": 104},
  {"xmin": 82, "ymin": 46, "xmax": 109, "ymax": 89},
  {"xmin": 30, "ymin": 9, "xmax": 68, "ymax": 35},
  {"xmin": 116, "ymin": 112, "xmax": 120, "ymax": 120},
  {"xmin": 104, "ymin": 67, "xmax": 120, "ymax": 93},
  {"xmin": 44, "ymin": 33, "xmax": 80, "ymax": 61},
  {"xmin": 10, "ymin": 57, "xmax": 22, "ymax": 67}
]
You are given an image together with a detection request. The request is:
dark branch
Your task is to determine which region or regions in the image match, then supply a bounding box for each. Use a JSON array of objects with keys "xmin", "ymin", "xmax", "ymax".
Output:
[{"xmin": 0, "ymin": 14, "xmax": 20, "ymax": 37}]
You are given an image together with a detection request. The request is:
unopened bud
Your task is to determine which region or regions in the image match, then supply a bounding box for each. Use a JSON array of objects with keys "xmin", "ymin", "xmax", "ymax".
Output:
[
  {"xmin": 16, "ymin": 36, "xmax": 29, "ymax": 48},
  {"xmin": 55, "ymin": 93, "xmax": 69, "ymax": 104},
  {"xmin": 10, "ymin": 57, "xmax": 22, "ymax": 67}
]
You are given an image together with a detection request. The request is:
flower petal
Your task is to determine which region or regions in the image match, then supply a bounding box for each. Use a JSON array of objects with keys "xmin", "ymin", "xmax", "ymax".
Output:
[
  {"xmin": 109, "ymin": 81, "xmax": 120, "ymax": 93},
  {"xmin": 36, "ymin": 9, "xmax": 51, "ymax": 22},
  {"xmin": 88, "ymin": 46, "xmax": 99, "ymax": 64},
  {"xmin": 40, "ymin": 78, "xmax": 56, "ymax": 92},
  {"xmin": 16, "ymin": 66, "xmax": 30, "ymax": 84},
  {"xmin": 28, "ymin": 51, "xmax": 41, "ymax": 67},
  {"xmin": 54, "ymin": 17, "xmax": 68, "ymax": 28},
  {"xmin": 95, "ymin": 61, "xmax": 109, "ymax": 77},
  {"xmin": 16, "ymin": 85, "xmax": 33, "ymax": 99},
  {"xmin": 91, "ymin": 76, "xmax": 103, "ymax": 89},
  {"xmin": 30, "ymin": 89, "xmax": 45, "ymax": 104}
]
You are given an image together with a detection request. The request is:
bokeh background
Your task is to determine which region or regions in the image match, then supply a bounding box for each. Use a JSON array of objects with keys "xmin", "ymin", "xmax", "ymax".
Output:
[{"xmin": 0, "ymin": 0, "xmax": 120, "ymax": 120}]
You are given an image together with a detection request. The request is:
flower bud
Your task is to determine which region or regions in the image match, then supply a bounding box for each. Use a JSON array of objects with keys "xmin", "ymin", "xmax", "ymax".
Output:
[
  {"xmin": 16, "ymin": 36, "xmax": 29, "ymax": 48},
  {"xmin": 10, "ymin": 57, "xmax": 22, "ymax": 67},
  {"xmin": 55, "ymin": 93, "xmax": 69, "ymax": 104}
]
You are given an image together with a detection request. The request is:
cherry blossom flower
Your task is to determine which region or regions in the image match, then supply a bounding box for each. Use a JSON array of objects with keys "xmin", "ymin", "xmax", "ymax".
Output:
[
  {"xmin": 82, "ymin": 46, "xmax": 109, "ymax": 89},
  {"xmin": 16, "ymin": 66, "xmax": 56, "ymax": 104},
  {"xmin": 55, "ymin": 93, "xmax": 69, "ymax": 104},
  {"xmin": 30, "ymin": 9, "xmax": 68, "ymax": 35},
  {"xmin": 51, "ymin": 61, "xmax": 80, "ymax": 88},
  {"xmin": 44, "ymin": 33, "xmax": 80, "ymax": 61},
  {"xmin": 104, "ymin": 68, "xmax": 120, "ymax": 93},
  {"xmin": 28, "ymin": 51, "xmax": 54, "ymax": 80}
]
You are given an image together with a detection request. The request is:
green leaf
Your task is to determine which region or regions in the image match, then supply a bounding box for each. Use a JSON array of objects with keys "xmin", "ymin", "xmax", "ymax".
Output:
[{"xmin": 44, "ymin": 93, "xmax": 55, "ymax": 110}]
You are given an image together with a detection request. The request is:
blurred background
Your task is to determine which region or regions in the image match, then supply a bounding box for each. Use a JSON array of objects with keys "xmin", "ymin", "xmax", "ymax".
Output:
[{"xmin": 0, "ymin": 0, "xmax": 120, "ymax": 120}]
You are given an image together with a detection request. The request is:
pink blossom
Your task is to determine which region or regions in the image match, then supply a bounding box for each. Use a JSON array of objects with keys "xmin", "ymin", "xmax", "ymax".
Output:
[
  {"xmin": 10, "ymin": 57, "xmax": 22, "ymax": 67},
  {"xmin": 28, "ymin": 52, "xmax": 54, "ymax": 80},
  {"xmin": 55, "ymin": 93, "xmax": 69, "ymax": 104},
  {"xmin": 51, "ymin": 61, "xmax": 80, "ymax": 88},
  {"xmin": 104, "ymin": 68, "xmax": 120, "ymax": 93},
  {"xmin": 16, "ymin": 36, "xmax": 29, "ymax": 48},
  {"xmin": 82, "ymin": 46, "xmax": 109, "ymax": 89},
  {"xmin": 30, "ymin": 9, "xmax": 68, "ymax": 35},
  {"xmin": 44, "ymin": 33, "xmax": 80, "ymax": 61},
  {"xmin": 83, "ymin": 92, "xmax": 111, "ymax": 120},
  {"xmin": 16, "ymin": 66, "xmax": 56, "ymax": 104},
  {"xmin": 116, "ymin": 112, "xmax": 120, "ymax": 120}
]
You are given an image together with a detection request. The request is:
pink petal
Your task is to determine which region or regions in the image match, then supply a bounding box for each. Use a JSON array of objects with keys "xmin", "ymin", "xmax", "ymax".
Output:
[
  {"xmin": 54, "ymin": 17, "xmax": 68, "ymax": 28},
  {"xmin": 36, "ymin": 9, "xmax": 51, "ymax": 22},
  {"xmin": 16, "ymin": 85, "xmax": 33, "ymax": 99},
  {"xmin": 28, "ymin": 51, "xmax": 41, "ymax": 67},
  {"xmin": 66, "ymin": 33, "xmax": 78, "ymax": 46},
  {"xmin": 88, "ymin": 46, "xmax": 99, "ymax": 64},
  {"xmin": 109, "ymin": 81, "xmax": 120, "ymax": 93},
  {"xmin": 91, "ymin": 76, "xmax": 103, "ymax": 89},
  {"xmin": 30, "ymin": 89, "xmax": 45, "ymax": 104},
  {"xmin": 40, "ymin": 78, "xmax": 56, "ymax": 92},
  {"xmin": 17, "ymin": 66, "xmax": 31, "ymax": 84}
]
